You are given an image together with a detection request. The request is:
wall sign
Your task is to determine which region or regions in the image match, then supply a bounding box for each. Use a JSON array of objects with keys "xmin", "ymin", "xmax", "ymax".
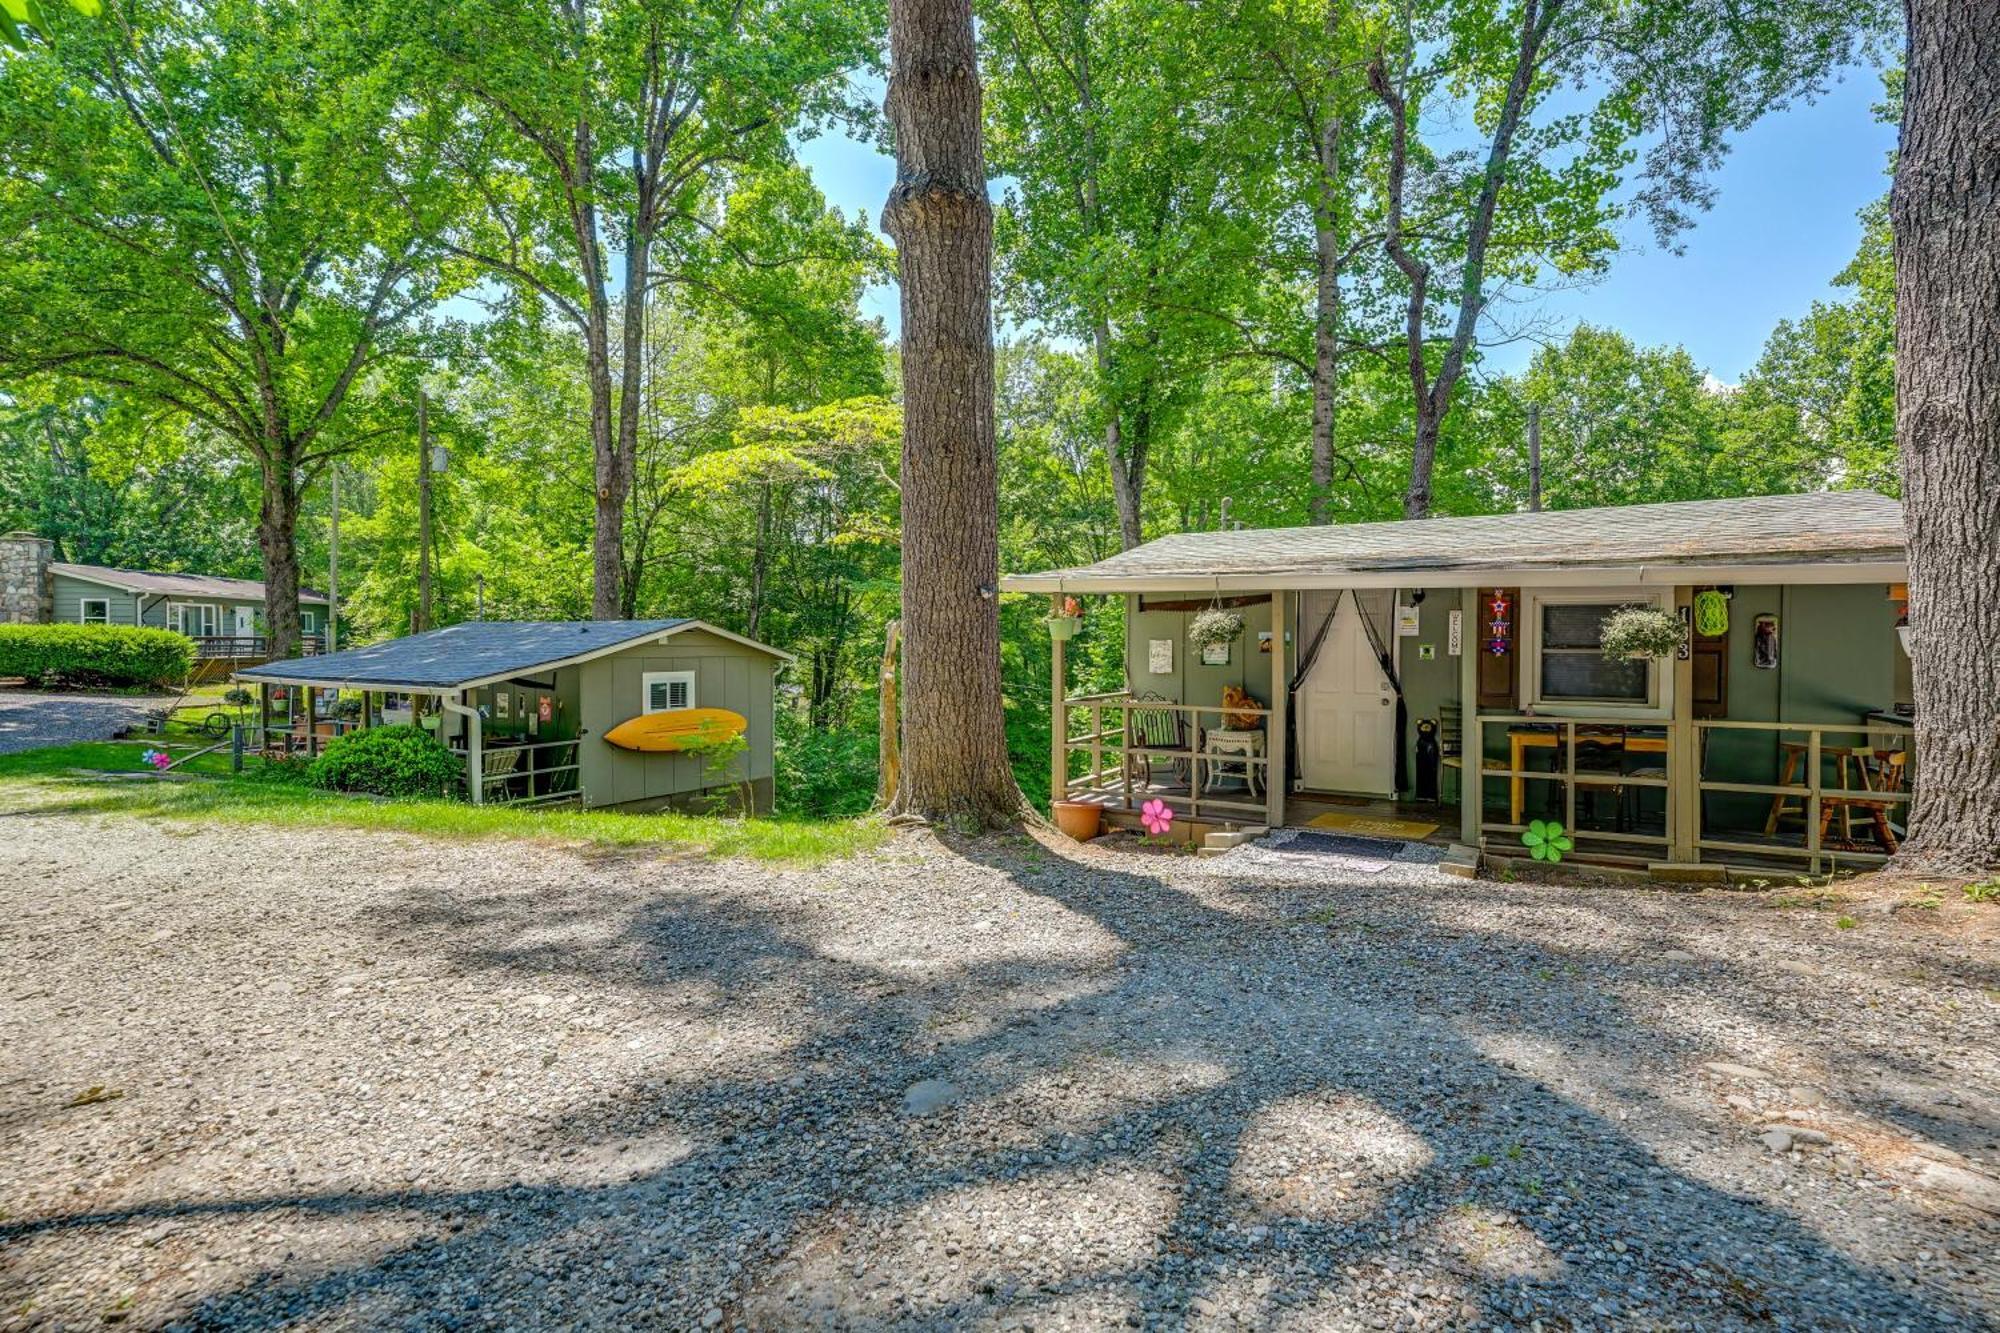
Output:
[
  {"xmin": 1447, "ymin": 608, "xmax": 1463, "ymax": 657},
  {"xmin": 1753, "ymin": 614, "xmax": 1779, "ymax": 669},
  {"xmin": 1148, "ymin": 638, "xmax": 1174, "ymax": 674},
  {"xmin": 1396, "ymin": 603, "xmax": 1421, "ymax": 636},
  {"xmin": 1200, "ymin": 641, "xmax": 1229, "ymax": 667},
  {"xmin": 1417, "ymin": 643, "xmax": 1436, "ymax": 661}
]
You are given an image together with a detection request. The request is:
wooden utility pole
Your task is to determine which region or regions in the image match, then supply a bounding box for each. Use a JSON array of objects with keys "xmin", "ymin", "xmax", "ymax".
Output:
[
  {"xmin": 327, "ymin": 465, "xmax": 340, "ymax": 653},
  {"xmin": 1527, "ymin": 404, "xmax": 1542, "ymax": 512},
  {"xmin": 416, "ymin": 390, "xmax": 434, "ymax": 633}
]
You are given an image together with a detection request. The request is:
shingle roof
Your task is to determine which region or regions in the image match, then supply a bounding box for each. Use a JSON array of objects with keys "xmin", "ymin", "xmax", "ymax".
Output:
[
  {"xmin": 1003, "ymin": 491, "xmax": 1907, "ymax": 591},
  {"xmin": 234, "ymin": 620, "xmax": 713, "ymax": 690},
  {"xmin": 51, "ymin": 562, "xmax": 328, "ymax": 603}
]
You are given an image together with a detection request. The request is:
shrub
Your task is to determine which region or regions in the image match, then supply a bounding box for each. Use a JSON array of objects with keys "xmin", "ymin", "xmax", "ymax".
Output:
[
  {"xmin": 0, "ymin": 623, "xmax": 195, "ymax": 688},
  {"xmin": 774, "ymin": 708, "xmax": 879, "ymax": 817},
  {"xmin": 308, "ymin": 724, "xmax": 462, "ymax": 799}
]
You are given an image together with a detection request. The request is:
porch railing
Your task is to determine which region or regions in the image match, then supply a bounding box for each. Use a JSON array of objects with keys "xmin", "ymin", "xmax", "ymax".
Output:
[
  {"xmin": 1474, "ymin": 715, "xmax": 1675, "ymax": 856},
  {"xmin": 452, "ymin": 738, "xmax": 583, "ymax": 807},
  {"xmin": 1061, "ymin": 691, "xmax": 1272, "ymax": 822},
  {"xmin": 1693, "ymin": 720, "xmax": 1911, "ymax": 870}
]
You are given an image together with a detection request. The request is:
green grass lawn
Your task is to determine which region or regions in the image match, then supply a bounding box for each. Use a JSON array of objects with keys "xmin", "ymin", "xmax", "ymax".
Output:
[{"xmin": 0, "ymin": 739, "xmax": 887, "ymax": 866}]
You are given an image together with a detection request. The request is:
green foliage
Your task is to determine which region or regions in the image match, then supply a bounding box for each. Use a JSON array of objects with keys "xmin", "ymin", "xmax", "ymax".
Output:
[
  {"xmin": 774, "ymin": 707, "xmax": 878, "ymax": 818},
  {"xmin": 1963, "ymin": 878, "xmax": 2000, "ymax": 905},
  {"xmin": 307, "ymin": 725, "xmax": 463, "ymax": 800},
  {"xmin": 1598, "ymin": 606, "xmax": 1687, "ymax": 660},
  {"xmin": 0, "ymin": 624, "xmax": 192, "ymax": 688}
]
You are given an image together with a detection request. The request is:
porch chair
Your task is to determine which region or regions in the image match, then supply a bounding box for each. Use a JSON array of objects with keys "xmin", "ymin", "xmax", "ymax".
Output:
[{"xmin": 1124, "ymin": 692, "xmax": 1191, "ymax": 791}]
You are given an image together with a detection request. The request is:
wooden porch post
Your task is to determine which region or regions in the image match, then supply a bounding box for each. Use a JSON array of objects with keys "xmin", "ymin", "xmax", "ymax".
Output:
[
  {"xmin": 1268, "ymin": 590, "xmax": 1288, "ymax": 829},
  {"xmin": 1459, "ymin": 597, "xmax": 1479, "ymax": 847},
  {"xmin": 302, "ymin": 684, "xmax": 318, "ymax": 759},
  {"xmin": 1050, "ymin": 594, "xmax": 1067, "ymax": 812},
  {"xmin": 258, "ymin": 682, "xmax": 271, "ymax": 758},
  {"xmin": 1668, "ymin": 585, "xmax": 1699, "ymax": 862}
]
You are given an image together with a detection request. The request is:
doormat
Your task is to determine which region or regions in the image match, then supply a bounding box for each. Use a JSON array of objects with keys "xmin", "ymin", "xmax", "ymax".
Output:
[
  {"xmin": 1282, "ymin": 831, "xmax": 1406, "ymax": 860},
  {"xmin": 1306, "ymin": 811, "xmax": 1440, "ymax": 840}
]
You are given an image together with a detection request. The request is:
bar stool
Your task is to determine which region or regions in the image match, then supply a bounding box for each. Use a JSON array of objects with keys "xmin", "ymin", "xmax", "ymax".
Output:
[{"xmin": 1764, "ymin": 740, "xmax": 1863, "ymax": 841}]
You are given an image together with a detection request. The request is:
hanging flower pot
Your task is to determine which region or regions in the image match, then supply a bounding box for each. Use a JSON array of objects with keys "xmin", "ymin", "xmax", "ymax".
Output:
[
  {"xmin": 1045, "ymin": 614, "xmax": 1082, "ymax": 641},
  {"xmin": 1188, "ymin": 608, "xmax": 1245, "ymax": 650},
  {"xmin": 1598, "ymin": 606, "xmax": 1685, "ymax": 661}
]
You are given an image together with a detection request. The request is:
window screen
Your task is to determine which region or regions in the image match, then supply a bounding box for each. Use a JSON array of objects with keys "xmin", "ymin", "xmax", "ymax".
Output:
[
  {"xmin": 79, "ymin": 598, "xmax": 109, "ymax": 624},
  {"xmin": 643, "ymin": 671, "xmax": 695, "ymax": 713},
  {"xmin": 1539, "ymin": 601, "xmax": 1649, "ymax": 703}
]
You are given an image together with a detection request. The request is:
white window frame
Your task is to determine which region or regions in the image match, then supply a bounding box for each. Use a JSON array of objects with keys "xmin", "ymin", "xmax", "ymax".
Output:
[
  {"xmin": 167, "ymin": 602, "xmax": 221, "ymax": 637},
  {"xmin": 1523, "ymin": 588, "xmax": 1670, "ymax": 718},
  {"xmin": 77, "ymin": 597, "xmax": 110, "ymax": 625},
  {"xmin": 641, "ymin": 670, "xmax": 697, "ymax": 714},
  {"xmin": 300, "ymin": 609, "xmax": 317, "ymax": 634}
]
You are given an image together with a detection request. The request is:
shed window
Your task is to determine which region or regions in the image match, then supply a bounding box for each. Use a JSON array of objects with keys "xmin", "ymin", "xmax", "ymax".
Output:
[
  {"xmin": 301, "ymin": 610, "xmax": 317, "ymax": 633},
  {"xmin": 78, "ymin": 598, "xmax": 110, "ymax": 625},
  {"xmin": 642, "ymin": 670, "xmax": 696, "ymax": 713}
]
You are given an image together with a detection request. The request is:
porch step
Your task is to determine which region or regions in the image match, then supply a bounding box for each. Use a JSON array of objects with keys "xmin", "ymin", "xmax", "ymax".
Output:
[
  {"xmin": 1197, "ymin": 825, "xmax": 1268, "ymax": 857},
  {"xmin": 1440, "ymin": 843, "xmax": 1482, "ymax": 879}
]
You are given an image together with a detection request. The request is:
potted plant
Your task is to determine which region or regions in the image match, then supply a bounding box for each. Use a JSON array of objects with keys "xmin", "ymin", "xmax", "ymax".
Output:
[
  {"xmin": 1598, "ymin": 605, "xmax": 1685, "ymax": 661},
  {"xmin": 1188, "ymin": 608, "xmax": 1245, "ymax": 651},
  {"xmin": 1045, "ymin": 595, "xmax": 1084, "ymax": 641}
]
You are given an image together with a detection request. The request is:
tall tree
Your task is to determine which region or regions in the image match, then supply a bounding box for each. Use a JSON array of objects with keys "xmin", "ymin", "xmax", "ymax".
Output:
[
  {"xmin": 1888, "ymin": 0, "xmax": 2000, "ymax": 873},
  {"xmin": 882, "ymin": 0, "xmax": 1026, "ymax": 824},
  {"xmin": 1366, "ymin": 0, "xmax": 1881, "ymax": 518},
  {"xmin": 0, "ymin": 0, "xmax": 452, "ymax": 657},
  {"xmin": 414, "ymin": 0, "xmax": 875, "ymax": 618}
]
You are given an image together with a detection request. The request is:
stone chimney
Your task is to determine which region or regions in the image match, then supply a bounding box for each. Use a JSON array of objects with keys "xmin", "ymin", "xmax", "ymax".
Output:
[{"xmin": 0, "ymin": 531, "xmax": 53, "ymax": 624}]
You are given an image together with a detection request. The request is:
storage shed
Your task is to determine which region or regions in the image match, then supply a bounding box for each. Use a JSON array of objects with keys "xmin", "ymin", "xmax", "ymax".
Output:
[{"xmin": 235, "ymin": 620, "xmax": 792, "ymax": 812}]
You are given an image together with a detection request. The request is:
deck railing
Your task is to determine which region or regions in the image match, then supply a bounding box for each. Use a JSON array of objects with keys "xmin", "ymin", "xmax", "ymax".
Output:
[
  {"xmin": 190, "ymin": 634, "xmax": 323, "ymax": 659},
  {"xmin": 1473, "ymin": 715, "xmax": 1675, "ymax": 855},
  {"xmin": 1693, "ymin": 720, "xmax": 1911, "ymax": 870},
  {"xmin": 1062, "ymin": 691, "xmax": 1272, "ymax": 821}
]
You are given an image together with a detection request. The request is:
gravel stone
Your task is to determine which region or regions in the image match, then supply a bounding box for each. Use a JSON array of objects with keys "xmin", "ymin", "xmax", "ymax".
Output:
[
  {"xmin": 0, "ymin": 800, "xmax": 1995, "ymax": 1331},
  {"xmin": 0, "ymin": 688, "xmax": 179, "ymax": 754}
]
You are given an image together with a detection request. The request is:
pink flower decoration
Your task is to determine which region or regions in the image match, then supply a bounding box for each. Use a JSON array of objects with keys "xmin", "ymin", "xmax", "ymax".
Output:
[
  {"xmin": 140, "ymin": 749, "xmax": 171, "ymax": 771},
  {"xmin": 1140, "ymin": 799, "xmax": 1174, "ymax": 837}
]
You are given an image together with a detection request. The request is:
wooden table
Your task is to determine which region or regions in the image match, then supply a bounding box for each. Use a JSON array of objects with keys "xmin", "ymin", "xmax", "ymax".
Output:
[{"xmin": 1508, "ymin": 728, "xmax": 1667, "ymax": 824}]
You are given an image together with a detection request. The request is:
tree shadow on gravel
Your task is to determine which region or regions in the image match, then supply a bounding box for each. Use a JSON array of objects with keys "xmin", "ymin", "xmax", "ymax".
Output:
[{"xmin": 3, "ymin": 829, "xmax": 1981, "ymax": 1330}]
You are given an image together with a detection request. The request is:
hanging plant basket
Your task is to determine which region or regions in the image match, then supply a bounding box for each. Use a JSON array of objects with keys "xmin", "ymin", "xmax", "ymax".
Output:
[
  {"xmin": 1598, "ymin": 606, "xmax": 1685, "ymax": 661},
  {"xmin": 1045, "ymin": 614, "xmax": 1082, "ymax": 641},
  {"xmin": 1188, "ymin": 608, "xmax": 1245, "ymax": 650}
]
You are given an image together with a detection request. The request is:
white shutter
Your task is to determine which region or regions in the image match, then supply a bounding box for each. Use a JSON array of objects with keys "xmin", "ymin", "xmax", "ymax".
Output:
[{"xmin": 642, "ymin": 671, "xmax": 696, "ymax": 714}]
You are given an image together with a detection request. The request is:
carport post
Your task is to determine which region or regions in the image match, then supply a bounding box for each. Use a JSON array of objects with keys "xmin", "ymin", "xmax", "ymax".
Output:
[
  {"xmin": 257, "ymin": 683, "xmax": 271, "ymax": 759},
  {"xmin": 303, "ymin": 685, "xmax": 317, "ymax": 758},
  {"xmin": 1267, "ymin": 590, "xmax": 1287, "ymax": 829}
]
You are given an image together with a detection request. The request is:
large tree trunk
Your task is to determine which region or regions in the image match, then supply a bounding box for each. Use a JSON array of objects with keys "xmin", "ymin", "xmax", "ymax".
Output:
[
  {"xmin": 881, "ymin": 0, "xmax": 1028, "ymax": 826},
  {"xmin": 1308, "ymin": 120, "xmax": 1342, "ymax": 526},
  {"xmin": 257, "ymin": 462, "xmax": 304, "ymax": 662},
  {"xmin": 1887, "ymin": 0, "xmax": 2000, "ymax": 875}
]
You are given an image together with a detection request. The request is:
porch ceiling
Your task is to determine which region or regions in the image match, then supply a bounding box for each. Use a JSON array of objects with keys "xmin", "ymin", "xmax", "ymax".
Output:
[{"xmin": 1003, "ymin": 491, "xmax": 1907, "ymax": 593}]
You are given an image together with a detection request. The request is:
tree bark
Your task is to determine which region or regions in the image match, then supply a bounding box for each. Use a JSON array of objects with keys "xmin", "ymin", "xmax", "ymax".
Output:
[
  {"xmin": 1887, "ymin": 0, "xmax": 2000, "ymax": 874},
  {"xmin": 875, "ymin": 618, "xmax": 902, "ymax": 808},
  {"xmin": 257, "ymin": 463, "xmax": 303, "ymax": 661},
  {"xmin": 881, "ymin": 0, "xmax": 1029, "ymax": 826},
  {"xmin": 1307, "ymin": 0, "xmax": 1344, "ymax": 526}
]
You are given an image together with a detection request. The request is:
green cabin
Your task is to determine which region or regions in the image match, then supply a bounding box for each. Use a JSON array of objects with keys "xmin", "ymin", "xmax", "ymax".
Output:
[
  {"xmin": 1007, "ymin": 491, "xmax": 1916, "ymax": 874},
  {"xmin": 236, "ymin": 620, "xmax": 791, "ymax": 812}
]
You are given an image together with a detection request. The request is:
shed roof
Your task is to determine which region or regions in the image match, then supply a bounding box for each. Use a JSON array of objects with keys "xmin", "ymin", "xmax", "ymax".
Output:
[
  {"xmin": 50, "ymin": 562, "xmax": 329, "ymax": 603},
  {"xmin": 235, "ymin": 619, "xmax": 791, "ymax": 691},
  {"xmin": 1003, "ymin": 490, "xmax": 1907, "ymax": 592}
]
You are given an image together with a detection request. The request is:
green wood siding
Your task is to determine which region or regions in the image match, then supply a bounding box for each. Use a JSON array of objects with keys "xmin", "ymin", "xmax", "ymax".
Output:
[{"xmin": 575, "ymin": 628, "xmax": 778, "ymax": 810}]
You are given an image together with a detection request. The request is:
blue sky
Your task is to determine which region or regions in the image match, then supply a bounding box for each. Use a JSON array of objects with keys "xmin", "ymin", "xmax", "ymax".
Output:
[{"xmin": 794, "ymin": 64, "xmax": 1895, "ymax": 384}]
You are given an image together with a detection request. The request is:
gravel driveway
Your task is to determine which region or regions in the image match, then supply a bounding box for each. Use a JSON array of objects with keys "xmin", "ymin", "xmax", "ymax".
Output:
[
  {"xmin": 0, "ymin": 689, "xmax": 177, "ymax": 755},
  {"xmin": 1, "ymin": 801, "xmax": 1996, "ymax": 1331}
]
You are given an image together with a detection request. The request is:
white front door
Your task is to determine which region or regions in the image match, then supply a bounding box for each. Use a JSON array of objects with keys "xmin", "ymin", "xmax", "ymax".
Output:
[
  {"xmin": 1299, "ymin": 591, "xmax": 1397, "ymax": 795},
  {"xmin": 233, "ymin": 605, "xmax": 255, "ymax": 639}
]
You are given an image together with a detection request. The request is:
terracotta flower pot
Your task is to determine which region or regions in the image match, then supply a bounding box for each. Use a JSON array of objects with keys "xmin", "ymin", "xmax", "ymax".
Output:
[{"xmin": 1051, "ymin": 800, "xmax": 1102, "ymax": 842}]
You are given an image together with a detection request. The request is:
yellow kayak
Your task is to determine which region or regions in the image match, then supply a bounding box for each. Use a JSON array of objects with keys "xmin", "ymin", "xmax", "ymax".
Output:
[{"xmin": 602, "ymin": 708, "xmax": 747, "ymax": 753}]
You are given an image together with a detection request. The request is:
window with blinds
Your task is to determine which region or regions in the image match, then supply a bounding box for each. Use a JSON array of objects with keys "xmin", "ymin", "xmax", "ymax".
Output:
[{"xmin": 642, "ymin": 670, "xmax": 695, "ymax": 713}]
